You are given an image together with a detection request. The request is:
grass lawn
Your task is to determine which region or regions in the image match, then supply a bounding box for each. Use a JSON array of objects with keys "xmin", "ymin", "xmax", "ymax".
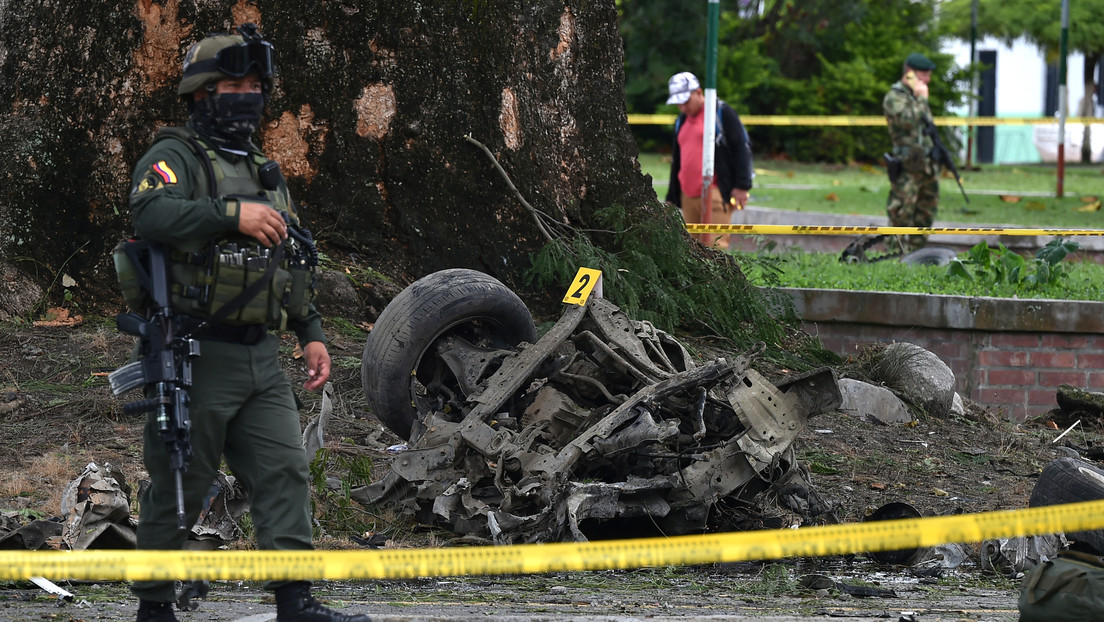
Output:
[
  {"xmin": 735, "ymin": 247, "xmax": 1104, "ymax": 301},
  {"xmin": 638, "ymin": 152, "xmax": 1104, "ymax": 299},
  {"xmin": 638, "ymin": 152, "xmax": 1104, "ymax": 229}
]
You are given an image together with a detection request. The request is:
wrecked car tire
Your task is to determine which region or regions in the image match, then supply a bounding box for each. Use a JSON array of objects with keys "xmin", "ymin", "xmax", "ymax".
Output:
[
  {"xmin": 361, "ymin": 268, "xmax": 537, "ymax": 440},
  {"xmin": 1028, "ymin": 457, "xmax": 1104, "ymax": 554},
  {"xmin": 899, "ymin": 247, "xmax": 959, "ymax": 266}
]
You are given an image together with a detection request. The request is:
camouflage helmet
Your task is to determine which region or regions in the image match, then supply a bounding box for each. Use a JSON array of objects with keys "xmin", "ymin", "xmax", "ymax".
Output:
[{"xmin": 178, "ymin": 23, "xmax": 276, "ymax": 97}]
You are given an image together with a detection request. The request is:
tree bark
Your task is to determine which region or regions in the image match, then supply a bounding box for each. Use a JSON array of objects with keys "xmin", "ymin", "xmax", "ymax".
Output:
[{"xmin": 0, "ymin": 0, "xmax": 655, "ymax": 315}]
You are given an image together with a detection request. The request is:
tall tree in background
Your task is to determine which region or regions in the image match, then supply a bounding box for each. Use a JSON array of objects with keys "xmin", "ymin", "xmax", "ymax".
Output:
[
  {"xmin": 0, "ymin": 1, "xmax": 651, "ymax": 313},
  {"xmin": 941, "ymin": 0, "xmax": 1104, "ymax": 163},
  {"xmin": 0, "ymin": 0, "xmax": 818, "ymax": 361}
]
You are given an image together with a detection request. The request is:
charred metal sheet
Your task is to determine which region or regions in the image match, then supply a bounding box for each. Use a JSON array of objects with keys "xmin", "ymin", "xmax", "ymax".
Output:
[{"xmin": 355, "ymin": 295, "xmax": 842, "ymax": 544}]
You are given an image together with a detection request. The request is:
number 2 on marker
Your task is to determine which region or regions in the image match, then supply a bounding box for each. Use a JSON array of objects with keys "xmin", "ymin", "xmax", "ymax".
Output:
[{"xmin": 563, "ymin": 267, "xmax": 602, "ymax": 305}]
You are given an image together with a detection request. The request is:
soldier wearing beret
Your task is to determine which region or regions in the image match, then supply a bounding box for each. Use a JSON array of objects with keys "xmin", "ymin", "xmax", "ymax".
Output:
[{"xmin": 883, "ymin": 52, "xmax": 939, "ymax": 250}]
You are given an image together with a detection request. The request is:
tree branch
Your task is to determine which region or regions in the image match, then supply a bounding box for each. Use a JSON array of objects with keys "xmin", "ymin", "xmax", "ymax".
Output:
[{"xmin": 464, "ymin": 134, "xmax": 555, "ymax": 243}]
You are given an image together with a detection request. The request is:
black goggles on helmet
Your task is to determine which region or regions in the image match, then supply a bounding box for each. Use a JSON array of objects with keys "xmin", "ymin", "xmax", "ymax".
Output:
[{"xmin": 190, "ymin": 41, "xmax": 276, "ymax": 78}]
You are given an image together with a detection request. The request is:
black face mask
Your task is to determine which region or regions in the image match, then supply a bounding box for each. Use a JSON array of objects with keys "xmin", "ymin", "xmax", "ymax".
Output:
[{"xmin": 191, "ymin": 92, "xmax": 265, "ymax": 152}]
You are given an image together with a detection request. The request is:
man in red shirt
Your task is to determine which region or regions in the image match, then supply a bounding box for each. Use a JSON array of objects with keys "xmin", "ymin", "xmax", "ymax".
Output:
[{"xmin": 665, "ymin": 72, "xmax": 754, "ymax": 249}]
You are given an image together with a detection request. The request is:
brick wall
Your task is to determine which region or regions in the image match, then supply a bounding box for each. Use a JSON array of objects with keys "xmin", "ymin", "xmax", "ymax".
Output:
[
  {"xmin": 807, "ymin": 323, "xmax": 1104, "ymax": 421},
  {"xmin": 780, "ymin": 288, "xmax": 1104, "ymax": 422}
]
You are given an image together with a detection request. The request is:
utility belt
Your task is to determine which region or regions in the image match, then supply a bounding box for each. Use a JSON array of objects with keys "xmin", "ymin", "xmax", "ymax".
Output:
[{"xmin": 177, "ymin": 316, "xmax": 268, "ymax": 345}]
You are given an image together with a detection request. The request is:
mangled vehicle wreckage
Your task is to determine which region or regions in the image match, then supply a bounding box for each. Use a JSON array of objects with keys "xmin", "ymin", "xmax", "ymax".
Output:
[{"xmin": 354, "ymin": 269, "xmax": 842, "ymax": 544}]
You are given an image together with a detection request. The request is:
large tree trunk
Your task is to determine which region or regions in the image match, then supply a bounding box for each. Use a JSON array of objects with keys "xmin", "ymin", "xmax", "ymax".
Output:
[{"xmin": 0, "ymin": 1, "xmax": 655, "ymax": 315}]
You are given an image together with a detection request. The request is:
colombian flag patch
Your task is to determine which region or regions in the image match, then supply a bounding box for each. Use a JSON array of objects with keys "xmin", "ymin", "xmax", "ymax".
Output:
[{"xmin": 152, "ymin": 161, "xmax": 178, "ymax": 184}]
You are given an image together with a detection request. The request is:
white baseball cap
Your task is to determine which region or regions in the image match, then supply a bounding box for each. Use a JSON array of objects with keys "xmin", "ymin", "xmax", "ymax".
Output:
[{"xmin": 666, "ymin": 72, "xmax": 701, "ymax": 105}]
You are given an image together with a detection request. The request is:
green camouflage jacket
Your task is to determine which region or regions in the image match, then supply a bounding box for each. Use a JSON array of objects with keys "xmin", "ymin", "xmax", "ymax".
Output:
[{"xmin": 883, "ymin": 81, "xmax": 934, "ymax": 172}]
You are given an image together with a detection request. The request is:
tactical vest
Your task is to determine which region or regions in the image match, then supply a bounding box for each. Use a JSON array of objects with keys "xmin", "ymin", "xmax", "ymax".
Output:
[{"xmin": 115, "ymin": 128, "xmax": 316, "ymax": 331}]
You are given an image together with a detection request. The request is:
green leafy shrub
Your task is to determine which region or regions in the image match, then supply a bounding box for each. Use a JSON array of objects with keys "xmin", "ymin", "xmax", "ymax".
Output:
[{"xmin": 946, "ymin": 239, "xmax": 1081, "ymax": 289}]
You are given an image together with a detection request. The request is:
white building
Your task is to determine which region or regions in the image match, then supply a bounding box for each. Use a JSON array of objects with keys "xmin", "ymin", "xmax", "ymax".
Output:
[{"xmin": 943, "ymin": 36, "xmax": 1101, "ymax": 163}]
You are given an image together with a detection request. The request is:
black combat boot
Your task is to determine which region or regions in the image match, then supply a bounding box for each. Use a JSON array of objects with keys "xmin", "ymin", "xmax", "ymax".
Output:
[
  {"xmin": 135, "ymin": 599, "xmax": 178, "ymax": 622},
  {"xmin": 274, "ymin": 581, "xmax": 371, "ymax": 622}
]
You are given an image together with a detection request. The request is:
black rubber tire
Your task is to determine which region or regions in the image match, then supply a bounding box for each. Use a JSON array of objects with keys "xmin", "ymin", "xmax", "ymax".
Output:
[
  {"xmin": 1028, "ymin": 457, "xmax": 1104, "ymax": 554},
  {"xmin": 360, "ymin": 268, "xmax": 537, "ymax": 440},
  {"xmin": 899, "ymin": 247, "xmax": 959, "ymax": 266}
]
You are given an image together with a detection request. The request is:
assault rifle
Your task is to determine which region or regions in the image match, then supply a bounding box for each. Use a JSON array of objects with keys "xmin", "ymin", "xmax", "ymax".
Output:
[
  {"xmin": 923, "ymin": 118, "xmax": 970, "ymax": 204},
  {"xmin": 108, "ymin": 241, "xmax": 199, "ymax": 530}
]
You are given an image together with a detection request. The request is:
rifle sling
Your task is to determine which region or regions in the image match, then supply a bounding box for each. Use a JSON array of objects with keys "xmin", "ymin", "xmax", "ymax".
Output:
[
  {"xmin": 170, "ymin": 131, "xmax": 286, "ymax": 336},
  {"xmin": 199, "ymin": 241, "xmax": 285, "ymax": 332}
]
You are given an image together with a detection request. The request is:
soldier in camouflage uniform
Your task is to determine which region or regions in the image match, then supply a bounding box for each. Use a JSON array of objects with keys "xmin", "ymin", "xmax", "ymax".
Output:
[
  {"xmin": 126, "ymin": 24, "xmax": 369, "ymax": 622},
  {"xmin": 884, "ymin": 53, "xmax": 940, "ymax": 250}
]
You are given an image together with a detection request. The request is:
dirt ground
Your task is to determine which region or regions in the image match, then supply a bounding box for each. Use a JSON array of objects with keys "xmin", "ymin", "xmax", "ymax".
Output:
[{"xmin": 0, "ymin": 311, "xmax": 1097, "ymax": 621}]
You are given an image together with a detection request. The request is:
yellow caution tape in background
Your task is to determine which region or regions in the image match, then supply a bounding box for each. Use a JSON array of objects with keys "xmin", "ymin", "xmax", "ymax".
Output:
[
  {"xmin": 685, "ymin": 224, "xmax": 1104, "ymax": 236},
  {"xmin": 628, "ymin": 114, "xmax": 1104, "ymax": 127},
  {"xmin": 4, "ymin": 500, "xmax": 1104, "ymax": 582}
]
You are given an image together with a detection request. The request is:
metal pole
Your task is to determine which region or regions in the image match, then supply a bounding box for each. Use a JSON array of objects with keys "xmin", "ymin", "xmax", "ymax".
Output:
[
  {"xmin": 701, "ymin": 0, "xmax": 719, "ymax": 240},
  {"xmin": 1057, "ymin": 0, "xmax": 1069, "ymax": 197}
]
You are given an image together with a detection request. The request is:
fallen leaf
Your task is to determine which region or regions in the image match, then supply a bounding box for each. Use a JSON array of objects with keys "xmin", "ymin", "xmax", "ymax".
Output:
[
  {"xmin": 1081, "ymin": 195, "xmax": 1099, "ymax": 203},
  {"xmin": 832, "ymin": 179, "xmax": 842, "ymax": 186},
  {"xmin": 1077, "ymin": 200, "xmax": 1101, "ymax": 212},
  {"xmin": 999, "ymin": 195, "xmax": 1021, "ymax": 203},
  {"xmin": 932, "ymin": 488, "xmax": 949, "ymax": 497},
  {"xmin": 1046, "ymin": 420, "xmax": 1059, "ymax": 430},
  {"xmin": 870, "ymin": 482, "xmax": 887, "ymax": 490},
  {"xmin": 32, "ymin": 307, "xmax": 83, "ymax": 328},
  {"xmin": 293, "ymin": 344, "xmax": 304, "ymax": 360},
  {"xmin": 824, "ymin": 192, "xmax": 840, "ymax": 202}
]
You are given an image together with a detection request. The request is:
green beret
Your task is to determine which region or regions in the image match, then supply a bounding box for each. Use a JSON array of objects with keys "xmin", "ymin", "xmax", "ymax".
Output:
[{"xmin": 905, "ymin": 53, "xmax": 936, "ymax": 71}]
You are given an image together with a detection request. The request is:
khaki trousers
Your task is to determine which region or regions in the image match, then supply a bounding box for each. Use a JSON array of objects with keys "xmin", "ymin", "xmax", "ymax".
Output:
[{"xmin": 681, "ymin": 186, "xmax": 729, "ymax": 249}]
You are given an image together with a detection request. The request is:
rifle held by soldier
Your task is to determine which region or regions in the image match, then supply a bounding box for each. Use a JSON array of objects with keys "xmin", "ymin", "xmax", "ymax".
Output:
[
  {"xmin": 109, "ymin": 241, "xmax": 199, "ymax": 530},
  {"xmin": 923, "ymin": 118, "xmax": 969, "ymax": 204}
]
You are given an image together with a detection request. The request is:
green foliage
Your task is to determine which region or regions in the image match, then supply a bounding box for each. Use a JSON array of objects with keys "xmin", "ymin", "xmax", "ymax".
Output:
[
  {"xmin": 621, "ymin": 0, "xmax": 970, "ymax": 161},
  {"xmin": 734, "ymin": 563, "xmax": 799, "ymax": 596},
  {"xmin": 308, "ymin": 448, "xmax": 376, "ymax": 538},
  {"xmin": 940, "ymin": 0, "xmax": 1104, "ymax": 56},
  {"xmin": 526, "ymin": 202, "xmax": 840, "ymax": 370},
  {"xmin": 325, "ymin": 316, "xmax": 369, "ymax": 341},
  {"xmin": 946, "ymin": 239, "xmax": 1081, "ymax": 289}
]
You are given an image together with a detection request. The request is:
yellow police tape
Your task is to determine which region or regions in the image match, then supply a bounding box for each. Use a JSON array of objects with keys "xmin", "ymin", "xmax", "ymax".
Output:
[
  {"xmin": 4, "ymin": 500, "xmax": 1104, "ymax": 581},
  {"xmin": 685, "ymin": 223, "xmax": 1104, "ymax": 237},
  {"xmin": 628, "ymin": 113, "xmax": 1104, "ymax": 127}
]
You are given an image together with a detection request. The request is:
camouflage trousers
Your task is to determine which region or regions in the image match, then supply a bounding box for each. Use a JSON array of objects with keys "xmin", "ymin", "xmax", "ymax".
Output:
[{"xmin": 886, "ymin": 165, "xmax": 940, "ymax": 250}]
